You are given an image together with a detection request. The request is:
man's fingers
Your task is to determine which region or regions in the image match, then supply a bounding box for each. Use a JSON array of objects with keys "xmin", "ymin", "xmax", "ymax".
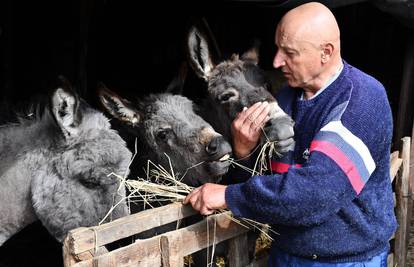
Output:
[
  {"xmin": 183, "ymin": 187, "xmax": 201, "ymax": 204},
  {"xmin": 243, "ymin": 102, "xmax": 269, "ymax": 128},
  {"xmin": 200, "ymin": 207, "xmax": 214, "ymax": 216},
  {"xmin": 239, "ymin": 102, "xmax": 263, "ymax": 122},
  {"xmin": 252, "ymin": 107, "xmax": 270, "ymax": 132}
]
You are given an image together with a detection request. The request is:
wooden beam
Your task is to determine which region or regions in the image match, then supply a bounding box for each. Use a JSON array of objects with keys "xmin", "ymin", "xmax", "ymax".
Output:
[
  {"xmin": 394, "ymin": 137, "xmax": 411, "ymax": 267},
  {"xmin": 227, "ymin": 233, "xmax": 250, "ymax": 267},
  {"xmin": 390, "ymin": 153, "xmax": 403, "ymax": 182},
  {"xmin": 63, "ymin": 236, "xmax": 78, "ymax": 267},
  {"xmin": 70, "ymin": 212, "xmax": 249, "ymax": 267},
  {"xmin": 73, "ymin": 235, "xmax": 162, "ymax": 267},
  {"xmin": 166, "ymin": 212, "xmax": 249, "ymax": 260},
  {"xmin": 67, "ymin": 202, "xmax": 197, "ymax": 256},
  {"xmin": 160, "ymin": 236, "xmax": 171, "ymax": 267}
]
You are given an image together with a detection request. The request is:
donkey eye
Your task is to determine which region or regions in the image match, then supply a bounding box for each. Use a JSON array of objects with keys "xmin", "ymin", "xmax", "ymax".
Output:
[
  {"xmin": 218, "ymin": 91, "xmax": 237, "ymax": 103},
  {"xmin": 156, "ymin": 128, "xmax": 173, "ymax": 141}
]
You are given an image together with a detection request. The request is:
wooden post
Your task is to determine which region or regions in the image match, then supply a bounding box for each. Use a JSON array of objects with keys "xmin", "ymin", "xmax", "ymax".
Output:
[
  {"xmin": 227, "ymin": 233, "xmax": 250, "ymax": 267},
  {"xmin": 394, "ymin": 137, "xmax": 411, "ymax": 267},
  {"xmin": 160, "ymin": 236, "xmax": 171, "ymax": 267},
  {"xmin": 63, "ymin": 236, "xmax": 78, "ymax": 267}
]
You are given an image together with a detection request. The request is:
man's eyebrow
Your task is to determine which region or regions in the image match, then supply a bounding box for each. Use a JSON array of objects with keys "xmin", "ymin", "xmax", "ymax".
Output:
[{"xmin": 278, "ymin": 44, "xmax": 298, "ymax": 53}]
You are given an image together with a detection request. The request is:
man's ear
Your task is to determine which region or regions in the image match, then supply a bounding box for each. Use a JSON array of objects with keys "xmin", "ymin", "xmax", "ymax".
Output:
[
  {"xmin": 98, "ymin": 83, "xmax": 141, "ymax": 126},
  {"xmin": 321, "ymin": 42, "xmax": 334, "ymax": 63},
  {"xmin": 51, "ymin": 76, "xmax": 81, "ymax": 138}
]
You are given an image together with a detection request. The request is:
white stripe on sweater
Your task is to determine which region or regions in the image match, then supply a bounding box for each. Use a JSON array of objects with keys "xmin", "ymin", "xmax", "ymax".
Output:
[{"xmin": 320, "ymin": 121, "xmax": 376, "ymax": 174}]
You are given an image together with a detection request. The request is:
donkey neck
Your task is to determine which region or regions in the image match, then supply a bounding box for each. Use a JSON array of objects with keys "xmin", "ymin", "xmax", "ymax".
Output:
[
  {"xmin": 0, "ymin": 158, "xmax": 38, "ymax": 246},
  {"xmin": 0, "ymin": 116, "xmax": 57, "ymax": 246},
  {"xmin": 1, "ymin": 115, "xmax": 58, "ymax": 151}
]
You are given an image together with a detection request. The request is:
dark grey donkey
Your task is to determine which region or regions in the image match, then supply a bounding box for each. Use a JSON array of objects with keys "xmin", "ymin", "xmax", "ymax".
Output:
[
  {"xmin": 0, "ymin": 77, "xmax": 132, "ymax": 246},
  {"xmin": 98, "ymin": 85, "xmax": 232, "ymax": 187},
  {"xmin": 185, "ymin": 23, "xmax": 295, "ymax": 266},
  {"xmin": 186, "ymin": 23, "xmax": 295, "ymax": 153}
]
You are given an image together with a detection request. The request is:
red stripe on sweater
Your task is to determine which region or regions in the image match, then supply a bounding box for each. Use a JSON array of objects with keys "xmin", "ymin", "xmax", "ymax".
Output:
[
  {"xmin": 271, "ymin": 161, "xmax": 302, "ymax": 173},
  {"xmin": 310, "ymin": 140, "xmax": 364, "ymax": 194}
]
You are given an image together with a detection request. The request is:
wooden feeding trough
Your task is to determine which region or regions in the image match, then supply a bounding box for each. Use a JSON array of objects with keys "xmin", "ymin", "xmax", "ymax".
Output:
[{"xmin": 63, "ymin": 137, "xmax": 411, "ymax": 267}]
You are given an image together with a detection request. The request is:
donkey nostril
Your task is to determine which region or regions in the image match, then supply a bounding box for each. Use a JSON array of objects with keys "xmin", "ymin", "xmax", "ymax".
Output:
[{"xmin": 206, "ymin": 137, "xmax": 219, "ymax": 154}]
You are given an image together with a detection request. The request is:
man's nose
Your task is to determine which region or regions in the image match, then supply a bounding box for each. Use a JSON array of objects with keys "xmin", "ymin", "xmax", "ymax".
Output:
[{"xmin": 273, "ymin": 51, "xmax": 285, "ymax": 69}]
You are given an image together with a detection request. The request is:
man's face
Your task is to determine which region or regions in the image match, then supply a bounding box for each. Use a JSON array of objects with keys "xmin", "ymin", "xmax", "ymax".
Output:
[{"xmin": 273, "ymin": 24, "xmax": 322, "ymax": 89}]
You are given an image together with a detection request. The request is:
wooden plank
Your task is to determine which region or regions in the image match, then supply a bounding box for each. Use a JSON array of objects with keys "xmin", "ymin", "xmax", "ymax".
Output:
[
  {"xmin": 166, "ymin": 212, "xmax": 250, "ymax": 259},
  {"xmin": 73, "ymin": 235, "xmax": 162, "ymax": 267},
  {"xmin": 390, "ymin": 157, "xmax": 403, "ymax": 182},
  {"xmin": 160, "ymin": 236, "xmax": 171, "ymax": 267},
  {"xmin": 227, "ymin": 233, "xmax": 249, "ymax": 267},
  {"xmin": 68, "ymin": 202, "xmax": 197, "ymax": 255},
  {"xmin": 63, "ymin": 236, "xmax": 78, "ymax": 267},
  {"xmin": 394, "ymin": 137, "xmax": 411, "ymax": 267},
  {"xmin": 391, "ymin": 150, "xmax": 399, "ymax": 165},
  {"xmin": 73, "ymin": 246, "xmax": 108, "ymax": 263},
  {"xmin": 71, "ymin": 212, "xmax": 248, "ymax": 267},
  {"xmin": 401, "ymin": 137, "xmax": 410, "ymax": 196},
  {"xmin": 387, "ymin": 253, "xmax": 394, "ymax": 267},
  {"xmin": 168, "ymin": 255, "xmax": 184, "ymax": 267},
  {"xmin": 410, "ymin": 129, "xmax": 414, "ymax": 196}
]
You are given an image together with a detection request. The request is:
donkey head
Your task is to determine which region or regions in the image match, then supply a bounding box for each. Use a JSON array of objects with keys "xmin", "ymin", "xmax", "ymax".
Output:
[
  {"xmin": 98, "ymin": 85, "xmax": 232, "ymax": 187},
  {"xmin": 187, "ymin": 24, "xmax": 295, "ymax": 153},
  {"xmin": 30, "ymin": 77, "xmax": 132, "ymax": 241}
]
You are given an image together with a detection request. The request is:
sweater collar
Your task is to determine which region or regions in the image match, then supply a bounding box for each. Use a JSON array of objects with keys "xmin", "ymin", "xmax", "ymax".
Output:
[
  {"xmin": 295, "ymin": 60, "xmax": 348, "ymax": 107},
  {"xmin": 299, "ymin": 62, "xmax": 344, "ymax": 101}
]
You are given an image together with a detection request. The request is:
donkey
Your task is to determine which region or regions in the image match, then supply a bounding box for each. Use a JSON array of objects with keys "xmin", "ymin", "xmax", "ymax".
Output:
[
  {"xmin": 186, "ymin": 23, "xmax": 295, "ymax": 154},
  {"xmin": 185, "ymin": 22, "xmax": 296, "ymax": 266},
  {"xmin": 98, "ymin": 84, "xmax": 232, "ymax": 187},
  {"xmin": 98, "ymin": 84, "xmax": 233, "ymax": 254},
  {"xmin": 0, "ymin": 77, "xmax": 132, "ymax": 246}
]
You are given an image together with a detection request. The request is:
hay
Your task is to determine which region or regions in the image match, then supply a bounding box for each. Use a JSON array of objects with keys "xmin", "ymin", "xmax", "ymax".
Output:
[
  {"xmin": 117, "ymin": 154, "xmax": 275, "ymax": 240},
  {"xmin": 99, "ymin": 129, "xmax": 280, "ymax": 263}
]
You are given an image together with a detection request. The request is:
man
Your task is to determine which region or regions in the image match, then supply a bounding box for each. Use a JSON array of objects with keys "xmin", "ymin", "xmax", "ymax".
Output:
[{"xmin": 184, "ymin": 2, "xmax": 396, "ymax": 266}]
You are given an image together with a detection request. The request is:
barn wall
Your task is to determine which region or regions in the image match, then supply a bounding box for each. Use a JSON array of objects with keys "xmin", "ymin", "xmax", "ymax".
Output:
[{"xmin": 1, "ymin": 0, "xmax": 411, "ymax": 137}]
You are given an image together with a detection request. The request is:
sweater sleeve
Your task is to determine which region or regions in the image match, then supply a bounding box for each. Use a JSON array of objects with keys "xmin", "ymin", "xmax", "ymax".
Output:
[{"xmin": 225, "ymin": 120, "xmax": 377, "ymax": 227}]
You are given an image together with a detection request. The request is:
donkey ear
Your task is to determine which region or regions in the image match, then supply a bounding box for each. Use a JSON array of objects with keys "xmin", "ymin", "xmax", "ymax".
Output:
[
  {"xmin": 166, "ymin": 62, "xmax": 188, "ymax": 95},
  {"xmin": 51, "ymin": 76, "xmax": 81, "ymax": 138},
  {"xmin": 186, "ymin": 19, "xmax": 220, "ymax": 81},
  {"xmin": 241, "ymin": 39, "xmax": 261, "ymax": 65},
  {"xmin": 98, "ymin": 83, "xmax": 141, "ymax": 126}
]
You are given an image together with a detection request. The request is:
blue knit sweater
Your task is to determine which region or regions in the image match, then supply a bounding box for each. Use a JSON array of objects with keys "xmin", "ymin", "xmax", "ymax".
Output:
[{"xmin": 225, "ymin": 62, "xmax": 397, "ymax": 262}]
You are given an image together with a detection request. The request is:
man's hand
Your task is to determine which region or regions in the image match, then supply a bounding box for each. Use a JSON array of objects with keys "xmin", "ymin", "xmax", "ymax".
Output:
[
  {"xmin": 183, "ymin": 183, "xmax": 227, "ymax": 215},
  {"xmin": 231, "ymin": 102, "xmax": 270, "ymax": 159}
]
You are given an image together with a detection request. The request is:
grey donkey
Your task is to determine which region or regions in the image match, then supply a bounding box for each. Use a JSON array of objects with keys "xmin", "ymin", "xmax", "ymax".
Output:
[
  {"xmin": 186, "ymin": 23, "xmax": 295, "ymax": 154},
  {"xmin": 98, "ymin": 84, "xmax": 233, "ymax": 251},
  {"xmin": 185, "ymin": 22, "xmax": 296, "ymax": 266},
  {"xmin": 0, "ymin": 77, "xmax": 132, "ymax": 246},
  {"xmin": 98, "ymin": 84, "xmax": 232, "ymax": 187}
]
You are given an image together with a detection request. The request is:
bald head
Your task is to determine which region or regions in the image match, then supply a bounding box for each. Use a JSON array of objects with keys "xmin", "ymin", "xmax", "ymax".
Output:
[
  {"xmin": 273, "ymin": 2, "xmax": 342, "ymax": 92},
  {"xmin": 278, "ymin": 2, "xmax": 340, "ymax": 56}
]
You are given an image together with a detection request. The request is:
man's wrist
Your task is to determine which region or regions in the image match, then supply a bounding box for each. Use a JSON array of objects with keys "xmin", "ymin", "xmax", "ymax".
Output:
[{"xmin": 234, "ymin": 148, "xmax": 251, "ymax": 159}]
